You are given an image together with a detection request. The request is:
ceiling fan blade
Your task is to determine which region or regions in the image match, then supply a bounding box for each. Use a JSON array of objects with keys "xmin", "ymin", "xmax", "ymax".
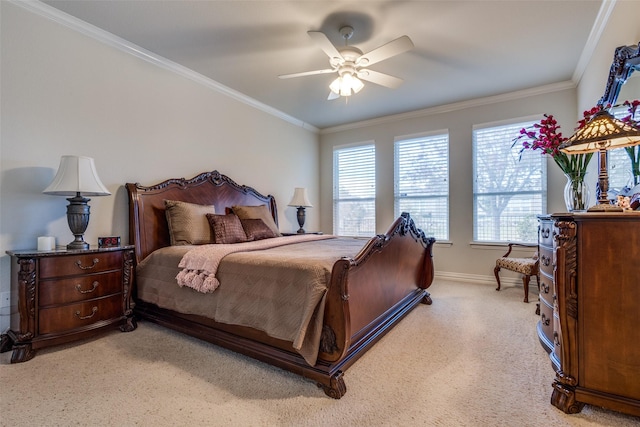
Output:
[
  {"xmin": 278, "ymin": 69, "xmax": 336, "ymax": 79},
  {"xmin": 357, "ymin": 69, "xmax": 404, "ymax": 89},
  {"xmin": 357, "ymin": 35, "xmax": 414, "ymax": 67},
  {"xmin": 308, "ymin": 31, "xmax": 344, "ymax": 61},
  {"xmin": 327, "ymin": 91, "xmax": 340, "ymax": 100}
]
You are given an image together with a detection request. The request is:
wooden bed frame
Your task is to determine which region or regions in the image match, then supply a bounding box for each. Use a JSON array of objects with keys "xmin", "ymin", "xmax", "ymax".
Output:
[{"xmin": 126, "ymin": 170, "xmax": 435, "ymax": 398}]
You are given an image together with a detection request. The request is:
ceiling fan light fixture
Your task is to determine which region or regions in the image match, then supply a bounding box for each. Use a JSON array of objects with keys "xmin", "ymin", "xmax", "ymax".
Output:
[{"xmin": 329, "ymin": 73, "xmax": 364, "ymax": 97}]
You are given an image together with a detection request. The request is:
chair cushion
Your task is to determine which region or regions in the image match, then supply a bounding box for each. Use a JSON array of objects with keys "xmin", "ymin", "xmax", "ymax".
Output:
[{"xmin": 496, "ymin": 257, "xmax": 538, "ymax": 275}]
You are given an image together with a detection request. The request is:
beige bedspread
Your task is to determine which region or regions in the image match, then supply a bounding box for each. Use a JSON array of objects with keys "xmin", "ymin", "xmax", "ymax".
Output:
[
  {"xmin": 136, "ymin": 237, "xmax": 366, "ymax": 365},
  {"xmin": 176, "ymin": 234, "xmax": 333, "ymax": 292}
]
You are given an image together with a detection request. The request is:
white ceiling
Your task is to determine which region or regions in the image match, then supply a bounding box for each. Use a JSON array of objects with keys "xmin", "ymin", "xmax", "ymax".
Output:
[{"xmin": 42, "ymin": 0, "xmax": 605, "ymax": 130}]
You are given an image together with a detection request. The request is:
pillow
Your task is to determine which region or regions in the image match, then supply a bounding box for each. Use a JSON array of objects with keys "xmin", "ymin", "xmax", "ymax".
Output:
[
  {"xmin": 232, "ymin": 205, "xmax": 281, "ymax": 236},
  {"xmin": 164, "ymin": 200, "xmax": 216, "ymax": 245},
  {"xmin": 206, "ymin": 213, "xmax": 249, "ymax": 244},
  {"xmin": 240, "ymin": 218, "xmax": 277, "ymax": 241}
]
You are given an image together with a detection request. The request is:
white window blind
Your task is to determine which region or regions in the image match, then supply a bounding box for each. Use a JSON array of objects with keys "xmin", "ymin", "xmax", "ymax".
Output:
[
  {"xmin": 394, "ymin": 133, "xmax": 449, "ymax": 240},
  {"xmin": 333, "ymin": 144, "xmax": 376, "ymax": 236},
  {"xmin": 473, "ymin": 120, "xmax": 546, "ymax": 243},
  {"xmin": 608, "ymin": 105, "xmax": 640, "ymax": 191}
]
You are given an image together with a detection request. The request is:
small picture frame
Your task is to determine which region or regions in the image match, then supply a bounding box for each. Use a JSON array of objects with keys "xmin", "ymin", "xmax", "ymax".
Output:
[{"xmin": 98, "ymin": 236, "xmax": 121, "ymax": 248}]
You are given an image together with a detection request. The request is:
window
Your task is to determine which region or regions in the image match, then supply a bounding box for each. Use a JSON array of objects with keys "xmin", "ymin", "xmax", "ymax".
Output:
[
  {"xmin": 394, "ymin": 132, "xmax": 449, "ymax": 240},
  {"xmin": 333, "ymin": 143, "xmax": 376, "ymax": 236},
  {"xmin": 608, "ymin": 104, "xmax": 640, "ymax": 191},
  {"xmin": 473, "ymin": 119, "xmax": 547, "ymax": 243}
]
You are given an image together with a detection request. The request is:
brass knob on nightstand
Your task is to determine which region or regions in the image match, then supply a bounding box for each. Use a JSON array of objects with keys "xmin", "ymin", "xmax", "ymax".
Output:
[
  {"xmin": 75, "ymin": 281, "xmax": 99, "ymax": 294},
  {"xmin": 75, "ymin": 306, "xmax": 98, "ymax": 320},
  {"xmin": 75, "ymin": 258, "xmax": 99, "ymax": 270}
]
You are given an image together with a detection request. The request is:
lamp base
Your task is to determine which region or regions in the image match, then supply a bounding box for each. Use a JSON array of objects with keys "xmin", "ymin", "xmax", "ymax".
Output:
[
  {"xmin": 587, "ymin": 203, "xmax": 623, "ymax": 212},
  {"xmin": 66, "ymin": 193, "xmax": 91, "ymax": 250},
  {"xmin": 67, "ymin": 240, "xmax": 90, "ymax": 250},
  {"xmin": 296, "ymin": 206, "xmax": 306, "ymax": 234}
]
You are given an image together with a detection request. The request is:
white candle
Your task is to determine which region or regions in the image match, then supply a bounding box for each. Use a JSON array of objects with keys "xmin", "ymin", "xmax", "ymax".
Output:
[{"xmin": 37, "ymin": 236, "xmax": 55, "ymax": 251}]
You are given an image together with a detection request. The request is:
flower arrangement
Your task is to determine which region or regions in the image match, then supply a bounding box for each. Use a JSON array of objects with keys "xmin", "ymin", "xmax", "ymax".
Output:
[
  {"xmin": 512, "ymin": 108, "xmax": 597, "ymax": 178},
  {"xmin": 513, "ymin": 101, "xmax": 640, "ymax": 211}
]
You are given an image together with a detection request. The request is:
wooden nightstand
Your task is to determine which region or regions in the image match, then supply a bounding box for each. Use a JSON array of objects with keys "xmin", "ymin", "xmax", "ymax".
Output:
[{"xmin": 0, "ymin": 246, "xmax": 137, "ymax": 363}]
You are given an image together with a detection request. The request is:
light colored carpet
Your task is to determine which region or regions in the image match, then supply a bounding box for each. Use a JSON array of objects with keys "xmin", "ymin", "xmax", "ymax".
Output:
[{"xmin": 1, "ymin": 279, "xmax": 639, "ymax": 426}]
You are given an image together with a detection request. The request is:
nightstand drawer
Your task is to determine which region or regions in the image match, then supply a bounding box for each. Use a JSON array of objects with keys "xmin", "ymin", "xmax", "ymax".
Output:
[
  {"xmin": 39, "ymin": 251, "xmax": 122, "ymax": 279},
  {"xmin": 38, "ymin": 294, "xmax": 123, "ymax": 335},
  {"xmin": 39, "ymin": 271, "xmax": 123, "ymax": 306}
]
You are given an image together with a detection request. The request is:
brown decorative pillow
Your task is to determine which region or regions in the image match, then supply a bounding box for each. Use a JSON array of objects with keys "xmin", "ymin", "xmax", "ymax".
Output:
[
  {"xmin": 232, "ymin": 204, "xmax": 281, "ymax": 236},
  {"xmin": 241, "ymin": 218, "xmax": 277, "ymax": 241},
  {"xmin": 206, "ymin": 213, "xmax": 249, "ymax": 244},
  {"xmin": 164, "ymin": 200, "xmax": 216, "ymax": 245}
]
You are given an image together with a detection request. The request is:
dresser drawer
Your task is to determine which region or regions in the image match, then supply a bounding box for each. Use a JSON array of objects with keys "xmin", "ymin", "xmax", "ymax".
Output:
[
  {"xmin": 553, "ymin": 312, "xmax": 562, "ymax": 364},
  {"xmin": 39, "ymin": 251, "xmax": 123, "ymax": 279},
  {"xmin": 538, "ymin": 246, "xmax": 553, "ymax": 276},
  {"xmin": 539, "ymin": 273, "xmax": 554, "ymax": 306},
  {"xmin": 539, "ymin": 298, "xmax": 554, "ymax": 345},
  {"xmin": 38, "ymin": 294, "xmax": 123, "ymax": 335},
  {"xmin": 39, "ymin": 271, "xmax": 123, "ymax": 306},
  {"xmin": 539, "ymin": 220, "xmax": 554, "ymax": 247}
]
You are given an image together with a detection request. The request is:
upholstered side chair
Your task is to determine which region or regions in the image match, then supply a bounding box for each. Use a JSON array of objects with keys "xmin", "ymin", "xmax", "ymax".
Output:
[{"xmin": 494, "ymin": 243, "xmax": 540, "ymax": 305}]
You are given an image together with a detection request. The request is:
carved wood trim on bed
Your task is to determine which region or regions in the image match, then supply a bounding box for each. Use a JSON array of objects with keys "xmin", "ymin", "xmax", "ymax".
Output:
[{"xmin": 126, "ymin": 170, "xmax": 435, "ymax": 399}]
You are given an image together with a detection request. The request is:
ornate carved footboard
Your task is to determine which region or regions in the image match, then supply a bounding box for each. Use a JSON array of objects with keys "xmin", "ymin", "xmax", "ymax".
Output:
[{"xmin": 127, "ymin": 171, "xmax": 435, "ymax": 398}]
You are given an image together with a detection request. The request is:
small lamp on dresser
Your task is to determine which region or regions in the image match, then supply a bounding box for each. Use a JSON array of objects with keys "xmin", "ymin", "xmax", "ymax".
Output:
[
  {"xmin": 288, "ymin": 187, "xmax": 313, "ymax": 234},
  {"xmin": 43, "ymin": 155, "xmax": 111, "ymax": 250},
  {"xmin": 560, "ymin": 110, "xmax": 640, "ymax": 211}
]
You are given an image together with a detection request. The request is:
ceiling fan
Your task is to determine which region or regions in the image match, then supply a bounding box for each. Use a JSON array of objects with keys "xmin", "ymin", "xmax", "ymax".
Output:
[{"xmin": 279, "ymin": 26, "xmax": 414, "ymax": 100}]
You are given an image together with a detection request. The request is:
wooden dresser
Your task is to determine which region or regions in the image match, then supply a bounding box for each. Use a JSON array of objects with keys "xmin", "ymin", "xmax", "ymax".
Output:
[
  {"xmin": 0, "ymin": 246, "xmax": 137, "ymax": 363},
  {"xmin": 541, "ymin": 212, "xmax": 640, "ymax": 417},
  {"xmin": 536, "ymin": 215, "xmax": 560, "ymax": 369}
]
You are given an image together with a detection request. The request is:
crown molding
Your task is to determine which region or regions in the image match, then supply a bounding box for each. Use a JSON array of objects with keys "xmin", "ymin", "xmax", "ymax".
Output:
[
  {"xmin": 11, "ymin": 0, "xmax": 319, "ymax": 134},
  {"xmin": 320, "ymin": 80, "xmax": 576, "ymax": 134},
  {"xmin": 572, "ymin": 0, "xmax": 616, "ymax": 84}
]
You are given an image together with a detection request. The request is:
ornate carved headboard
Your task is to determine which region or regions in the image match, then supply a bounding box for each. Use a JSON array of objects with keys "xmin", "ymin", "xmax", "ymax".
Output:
[{"xmin": 126, "ymin": 170, "xmax": 277, "ymax": 264}]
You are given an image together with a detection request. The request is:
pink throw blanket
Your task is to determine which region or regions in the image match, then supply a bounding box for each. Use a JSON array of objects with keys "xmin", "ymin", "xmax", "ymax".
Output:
[{"xmin": 176, "ymin": 234, "xmax": 334, "ymax": 293}]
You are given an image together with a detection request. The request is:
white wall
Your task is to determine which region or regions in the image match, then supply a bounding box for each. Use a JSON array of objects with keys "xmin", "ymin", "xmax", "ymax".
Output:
[
  {"xmin": 320, "ymin": 88, "xmax": 577, "ymax": 282},
  {"xmin": 0, "ymin": 3, "xmax": 319, "ymax": 332},
  {"xmin": 319, "ymin": 0, "xmax": 640, "ymax": 285},
  {"xmin": 577, "ymin": 0, "xmax": 640, "ymax": 111}
]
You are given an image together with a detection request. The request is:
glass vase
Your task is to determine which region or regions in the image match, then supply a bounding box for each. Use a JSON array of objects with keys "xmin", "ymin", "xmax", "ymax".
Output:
[{"xmin": 564, "ymin": 172, "xmax": 590, "ymax": 212}]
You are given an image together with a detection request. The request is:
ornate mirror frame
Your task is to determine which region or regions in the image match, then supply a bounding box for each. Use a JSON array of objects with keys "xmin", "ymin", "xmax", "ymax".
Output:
[{"xmin": 599, "ymin": 41, "xmax": 640, "ymax": 106}]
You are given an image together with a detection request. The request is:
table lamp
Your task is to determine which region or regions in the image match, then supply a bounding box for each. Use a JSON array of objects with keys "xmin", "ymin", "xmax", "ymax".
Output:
[
  {"xmin": 559, "ymin": 110, "xmax": 640, "ymax": 211},
  {"xmin": 43, "ymin": 155, "xmax": 111, "ymax": 249},
  {"xmin": 288, "ymin": 187, "xmax": 312, "ymax": 233}
]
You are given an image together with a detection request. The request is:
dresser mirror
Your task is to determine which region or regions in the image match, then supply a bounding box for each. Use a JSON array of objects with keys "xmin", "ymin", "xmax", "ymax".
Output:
[{"xmin": 600, "ymin": 41, "xmax": 640, "ymax": 106}]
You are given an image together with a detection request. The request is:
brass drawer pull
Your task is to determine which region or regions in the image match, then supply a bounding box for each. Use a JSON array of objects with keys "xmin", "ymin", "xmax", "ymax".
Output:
[
  {"xmin": 541, "ymin": 227, "xmax": 550, "ymax": 238},
  {"xmin": 542, "ymin": 283, "xmax": 550, "ymax": 294},
  {"xmin": 554, "ymin": 332, "xmax": 560, "ymax": 346},
  {"xmin": 75, "ymin": 281, "xmax": 99, "ymax": 294},
  {"xmin": 75, "ymin": 306, "xmax": 98, "ymax": 320},
  {"xmin": 541, "ymin": 313, "xmax": 550, "ymax": 326},
  {"xmin": 541, "ymin": 255, "xmax": 551, "ymax": 267},
  {"xmin": 75, "ymin": 258, "xmax": 99, "ymax": 270}
]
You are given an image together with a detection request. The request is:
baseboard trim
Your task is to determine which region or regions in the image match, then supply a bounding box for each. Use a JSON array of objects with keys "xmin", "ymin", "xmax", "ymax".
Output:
[{"xmin": 434, "ymin": 271, "xmax": 525, "ymax": 287}]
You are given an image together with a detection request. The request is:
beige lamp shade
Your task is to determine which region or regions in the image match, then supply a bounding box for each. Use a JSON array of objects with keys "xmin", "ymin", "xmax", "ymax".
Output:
[
  {"xmin": 43, "ymin": 155, "xmax": 111, "ymax": 196},
  {"xmin": 559, "ymin": 110, "xmax": 640, "ymax": 153},
  {"xmin": 288, "ymin": 187, "xmax": 312, "ymax": 207}
]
